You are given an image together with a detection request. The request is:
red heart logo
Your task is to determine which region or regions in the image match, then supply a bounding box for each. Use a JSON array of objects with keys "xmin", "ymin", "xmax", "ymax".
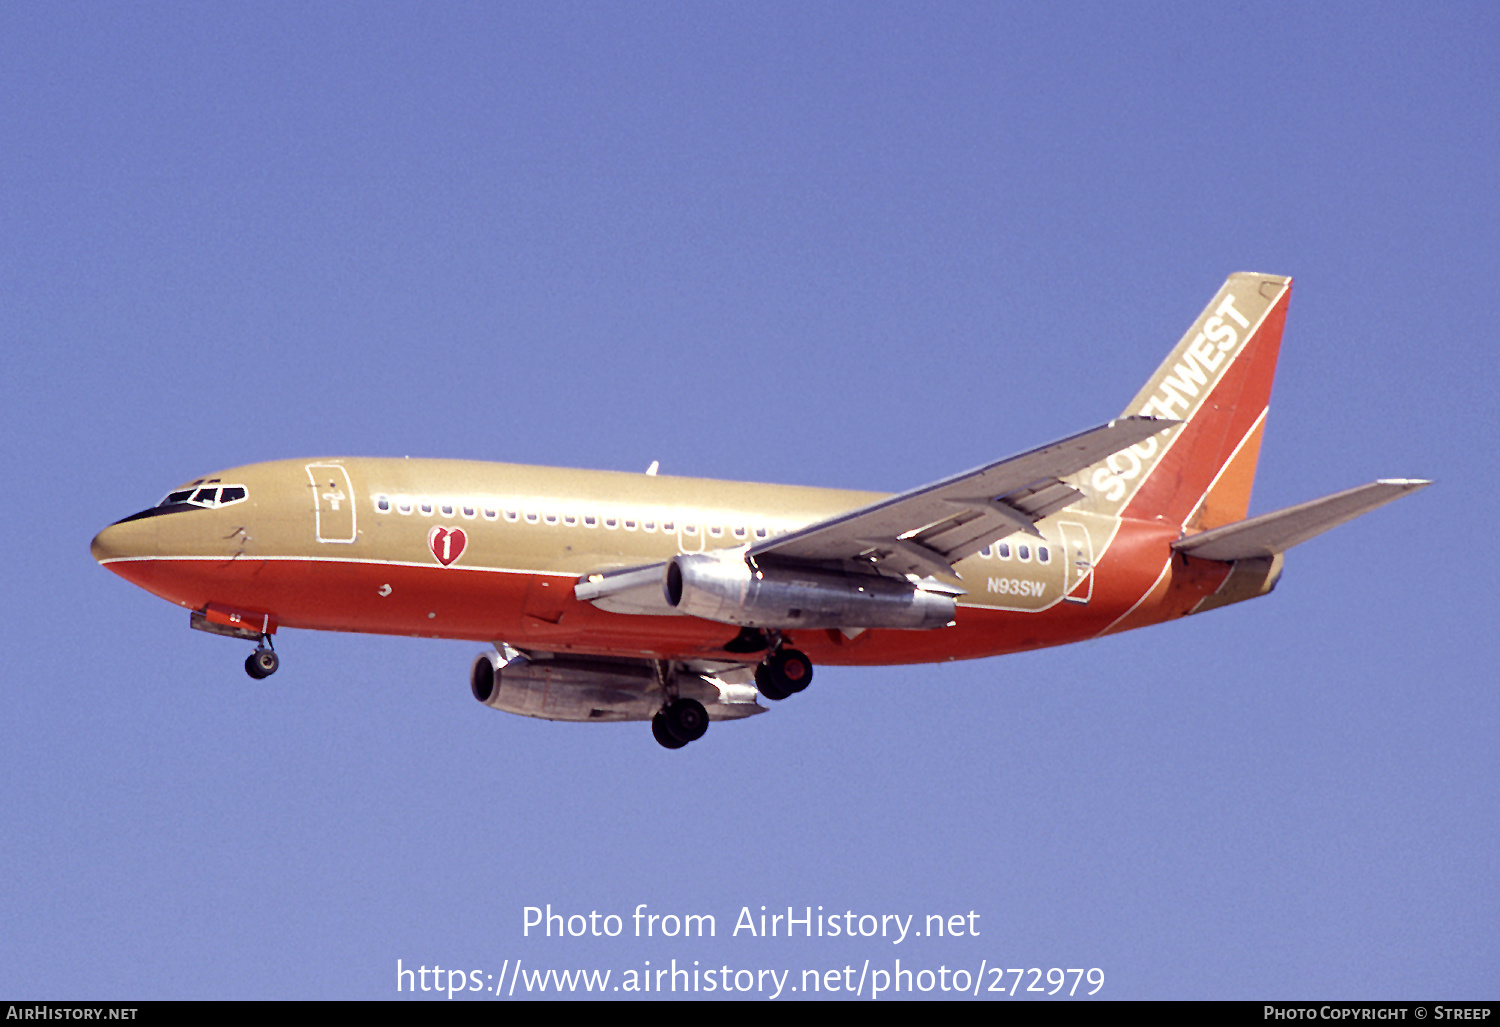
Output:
[{"xmin": 428, "ymin": 526, "xmax": 468, "ymax": 566}]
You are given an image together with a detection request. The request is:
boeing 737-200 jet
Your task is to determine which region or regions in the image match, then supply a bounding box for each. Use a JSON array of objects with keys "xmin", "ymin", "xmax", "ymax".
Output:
[{"xmin": 92, "ymin": 273, "xmax": 1427, "ymax": 748}]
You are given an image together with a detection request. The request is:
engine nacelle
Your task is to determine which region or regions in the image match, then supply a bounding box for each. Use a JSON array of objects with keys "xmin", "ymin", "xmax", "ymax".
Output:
[
  {"xmin": 664, "ymin": 553, "xmax": 955, "ymax": 630},
  {"xmin": 469, "ymin": 650, "xmax": 759, "ymax": 723}
]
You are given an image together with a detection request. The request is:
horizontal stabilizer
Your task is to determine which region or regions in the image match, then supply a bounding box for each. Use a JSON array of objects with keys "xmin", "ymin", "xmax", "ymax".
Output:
[{"xmin": 1172, "ymin": 479, "xmax": 1430, "ymax": 562}]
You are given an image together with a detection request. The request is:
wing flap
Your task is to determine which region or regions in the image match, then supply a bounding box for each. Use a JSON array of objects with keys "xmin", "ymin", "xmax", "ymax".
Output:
[{"xmin": 1172, "ymin": 479, "xmax": 1430, "ymax": 561}]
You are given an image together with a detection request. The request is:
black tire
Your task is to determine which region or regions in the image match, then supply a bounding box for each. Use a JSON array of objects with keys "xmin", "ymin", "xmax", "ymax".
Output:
[
  {"xmin": 247, "ymin": 649, "xmax": 279, "ymax": 678},
  {"xmin": 773, "ymin": 649, "xmax": 813, "ymax": 693},
  {"xmin": 755, "ymin": 661, "xmax": 789, "ymax": 701},
  {"xmin": 664, "ymin": 698, "xmax": 709, "ymax": 743},
  {"xmin": 759, "ymin": 649, "xmax": 813, "ymax": 697},
  {"xmin": 652, "ymin": 711, "xmax": 689, "ymax": 749}
]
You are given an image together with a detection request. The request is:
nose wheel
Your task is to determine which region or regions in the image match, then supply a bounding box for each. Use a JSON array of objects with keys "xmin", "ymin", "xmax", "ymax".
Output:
[{"xmin": 245, "ymin": 638, "xmax": 279, "ymax": 679}]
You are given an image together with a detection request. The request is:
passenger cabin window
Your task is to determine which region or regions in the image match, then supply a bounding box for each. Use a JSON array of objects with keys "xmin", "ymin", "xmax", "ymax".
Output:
[
  {"xmin": 662, "ymin": 520, "xmax": 674, "ymax": 533},
  {"xmin": 1038, "ymin": 546, "xmax": 1050, "ymax": 564},
  {"xmin": 564, "ymin": 513, "xmax": 577, "ymax": 526},
  {"xmin": 997, "ymin": 542, "xmax": 1011, "ymax": 559},
  {"xmin": 439, "ymin": 503, "xmax": 455, "ymax": 517},
  {"xmin": 398, "ymin": 498, "xmax": 413, "ymax": 515},
  {"xmin": 462, "ymin": 505, "xmax": 476, "ymax": 519},
  {"xmin": 1018, "ymin": 544, "xmax": 1031, "ymax": 562},
  {"xmin": 375, "ymin": 495, "xmax": 391, "ymax": 513},
  {"xmin": 419, "ymin": 501, "xmax": 433, "ymax": 516},
  {"xmin": 505, "ymin": 510, "xmax": 519, "ymax": 522},
  {"xmin": 524, "ymin": 512, "xmax": 539, "ymax": 524},
  {"xmin": 483, "ymin": 508, "xmax": 499, "ymax": 521}
]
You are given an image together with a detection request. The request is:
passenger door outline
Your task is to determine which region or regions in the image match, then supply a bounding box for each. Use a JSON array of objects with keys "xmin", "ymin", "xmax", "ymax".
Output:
[
  {"xmin": 306, "ymin": 463, "xmax": 357, "ymax": 543},
  {"xmin": 1058, "ymin": 520, "xmax": 1094, "ymax": 605}
]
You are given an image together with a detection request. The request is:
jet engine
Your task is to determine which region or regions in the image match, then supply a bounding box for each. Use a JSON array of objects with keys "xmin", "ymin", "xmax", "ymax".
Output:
[
  {"xmin": 664, "ymin": 552, "xmax": 955, "ymax": 630},
  {"xmin": 469, "ymin": 650, "xmax": 759, "ymax": 723}
]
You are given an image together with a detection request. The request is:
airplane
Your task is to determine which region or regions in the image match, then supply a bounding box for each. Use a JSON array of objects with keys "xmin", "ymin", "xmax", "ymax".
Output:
[{"xmin": 91, "ymin": 273, "xmax": 1428, "ymax": 749}]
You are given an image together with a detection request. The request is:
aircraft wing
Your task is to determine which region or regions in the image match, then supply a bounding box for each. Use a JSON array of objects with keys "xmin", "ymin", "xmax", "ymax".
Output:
[
  {"xmin": 748, "ymin": 416, "xmax": 1173, "ymax": 579},
  {"xmin": 1171, "ymin": 479, "xmax": 1430, "ymax": 561},
  {"xmin": 573, "ymin": 416, "xmax": 1170, "ymax": 608},
  {"xmin": 574, "ymin": 417, "xmax": 1171, "ymax": 610}
]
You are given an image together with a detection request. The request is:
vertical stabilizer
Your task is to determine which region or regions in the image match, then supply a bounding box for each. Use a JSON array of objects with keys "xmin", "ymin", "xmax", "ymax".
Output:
[{"xmin": 1068, "ymin": 273, "xmax": 1292, "ymax": 530}]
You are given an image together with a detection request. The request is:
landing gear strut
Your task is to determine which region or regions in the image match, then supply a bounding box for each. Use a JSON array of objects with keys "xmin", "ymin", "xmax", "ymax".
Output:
[
  {"xmin": 245, "ymin": 636, "xmax": 279, "ymax": 679},
  {"xmin": 649, "ymin": 660, "xmax": 709, "ymax": 749},
  {"xmin": 755, "ymin": 647, "xmax": 813, "ymax": 701}
]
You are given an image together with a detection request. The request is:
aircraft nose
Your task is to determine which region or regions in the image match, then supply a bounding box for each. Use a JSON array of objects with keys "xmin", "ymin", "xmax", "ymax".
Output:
[{"xmin": 91, "ymin": 516, "xmax": 153, "ymax": 566}]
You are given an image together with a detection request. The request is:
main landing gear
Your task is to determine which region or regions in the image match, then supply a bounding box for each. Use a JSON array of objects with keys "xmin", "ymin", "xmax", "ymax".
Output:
[
  {"xmin": 245, "ymin": 636, "xmax": 279, "ymax": 679},
  {"xmin": 652, "ymin": 699, "xmax": 708, "ymax": 749},
  {"xmin": 755, "ymin": 647, "xmax": 813, "ymax": 702},
  {"xmin": 646, "ymin": 647, "xmax": 816, "ymax": 749},
  {"xmin": 650, "ymin": 659, "xmax": 709, "ymax": 750}
]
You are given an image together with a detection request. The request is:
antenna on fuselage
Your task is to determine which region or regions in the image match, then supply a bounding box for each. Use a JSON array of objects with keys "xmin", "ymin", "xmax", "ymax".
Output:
[{"xmin": 645, "ymin": 460, "xmax": 660, "ymax": 476}]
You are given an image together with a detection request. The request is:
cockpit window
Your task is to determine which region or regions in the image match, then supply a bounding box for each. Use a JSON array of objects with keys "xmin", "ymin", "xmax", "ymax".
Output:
[{"xmin": 158, "ymin": 484, "xmax": 249, "ymax": 510}]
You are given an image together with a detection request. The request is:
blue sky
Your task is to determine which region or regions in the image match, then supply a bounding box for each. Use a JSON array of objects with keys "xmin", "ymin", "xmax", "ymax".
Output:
[{"xmin": 2, "ymin": 1, "xmax": 1495, "ymax": 1000}]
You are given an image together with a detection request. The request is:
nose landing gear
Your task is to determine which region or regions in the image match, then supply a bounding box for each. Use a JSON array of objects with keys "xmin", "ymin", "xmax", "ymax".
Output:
[
  {"xmin": 188, "ymin": 608, "xmax": 282, "ymax": 680},
  {"xmin": 245, "ymin": 637, "xmax": 279, "ymax": 679}
]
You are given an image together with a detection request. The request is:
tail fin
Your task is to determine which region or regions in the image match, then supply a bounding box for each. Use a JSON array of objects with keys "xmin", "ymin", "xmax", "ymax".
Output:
[{"xmin": 1069, "ymin": 273, "xmax": 1292, "ymax": 530}]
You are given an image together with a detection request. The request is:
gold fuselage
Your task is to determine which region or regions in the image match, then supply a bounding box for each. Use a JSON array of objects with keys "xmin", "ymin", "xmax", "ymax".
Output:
[{"xmin": 92, "ymin": 456, "xmax": 1232, "ymax": 666}]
